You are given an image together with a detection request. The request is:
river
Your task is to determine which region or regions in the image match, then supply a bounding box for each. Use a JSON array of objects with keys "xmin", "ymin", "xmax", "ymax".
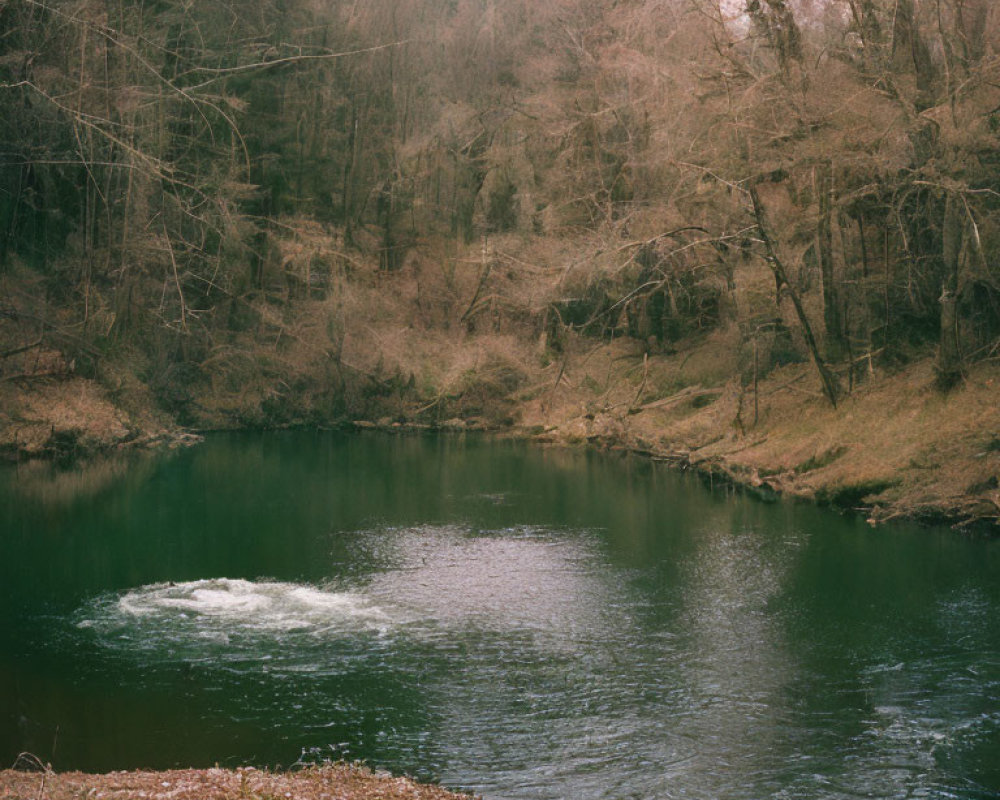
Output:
[{"xmin": 1, "ymin": 432, "xmax": 998, "ymax": 798}]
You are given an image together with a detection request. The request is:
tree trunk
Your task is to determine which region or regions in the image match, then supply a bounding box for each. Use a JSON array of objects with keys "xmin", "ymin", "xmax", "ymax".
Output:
[
  {"xmin": 751, "ymin": 187, "xmax": 841, "ymax": 408},
  {"xmin": 818, "ymin": 164, "xmax": 847, "ymax": 362},
  {"xmin": 937, "ymin": 193, "xmax": 963, "ymax": 388},
  {"xmin": 957, "ymin": 0, "xmax": 988, "ymax": 66},
  {"xmin": 894, "ymin": 0, "xmax": 938, "ymax": 109}
]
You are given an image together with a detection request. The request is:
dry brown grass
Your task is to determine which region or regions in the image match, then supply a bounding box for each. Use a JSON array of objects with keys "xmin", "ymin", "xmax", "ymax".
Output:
[
  {"xmin": 519, "ymin": 328, "xmax": 1000, "ymax": 528},
  {"xmin": 0, "ymin": 765, "xmax": 470, "ymax": 800},
  {"xmin": 1, "ymin": 377, "xmax": 136, "ymax": 457}
]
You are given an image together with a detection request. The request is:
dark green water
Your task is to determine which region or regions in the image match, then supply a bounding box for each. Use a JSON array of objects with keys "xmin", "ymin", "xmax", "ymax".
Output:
[{"xmin": 2, "ymin": 432, "xmax": 999, "ymax": 799}]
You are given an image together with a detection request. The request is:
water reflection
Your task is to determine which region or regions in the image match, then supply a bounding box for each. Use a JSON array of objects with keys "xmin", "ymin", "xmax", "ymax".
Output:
[
  {"xmin": 664, "ymin": 510, "xmax": 801, "ymax": 797},
  {"xmin": 362, "ymin": 525, "xmax": 614, "ymax": 644},
  {"xmin": 1, "ymin": 452, "xmax": 157, "ymax": 508}
]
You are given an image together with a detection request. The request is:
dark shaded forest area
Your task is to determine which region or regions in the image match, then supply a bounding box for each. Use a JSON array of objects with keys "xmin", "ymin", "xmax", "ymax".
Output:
[{"xmin": 1, "ymin": 0, "xmax": 998, "ymax": 523}]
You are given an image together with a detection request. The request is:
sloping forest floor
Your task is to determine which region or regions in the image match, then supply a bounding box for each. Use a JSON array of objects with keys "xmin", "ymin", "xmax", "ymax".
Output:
[{"xmin": 518, "ymin": 332, "xmax": 1000, "ymax": 528}]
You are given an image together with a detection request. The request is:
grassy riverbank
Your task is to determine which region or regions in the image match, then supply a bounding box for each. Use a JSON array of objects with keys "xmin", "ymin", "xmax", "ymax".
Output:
[
  {"xmin": 0, "ymin": 765, "xmax": 469, "ymax": 800},
  {"xmin": 516, "ymin": 333, "xmax": 1000, "ymax": 529},
  {"xmin": 3, "ymin": 308, "xmax": 997, "ymax": 529}
]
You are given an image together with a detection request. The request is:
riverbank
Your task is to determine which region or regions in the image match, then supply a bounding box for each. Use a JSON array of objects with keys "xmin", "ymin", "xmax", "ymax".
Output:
[
  {"xmin": 0, "ymin": 765, "xmax": 470, "ymax": 800},
  {"xmin": 2, "ymin": 320, "xmax": 997, "ymax": 530},
  {"xmin": 514, "ymin": 332, "xmax": 1000, "ymax": 530},
  {"xmin": 0, "ymin": 373, "xmax": 200, "ymax": 462}
]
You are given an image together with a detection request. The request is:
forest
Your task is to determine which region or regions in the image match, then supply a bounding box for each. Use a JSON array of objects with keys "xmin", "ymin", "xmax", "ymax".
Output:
[{"xmin": 1, "ymin": 0, "xmax": 999, "ymax": 524}]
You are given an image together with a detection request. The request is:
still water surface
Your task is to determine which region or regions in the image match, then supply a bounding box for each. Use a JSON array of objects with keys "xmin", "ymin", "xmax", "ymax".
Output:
[{"xmin": 1, "ymin": 432, "xmax": 999, "ymax": 798}]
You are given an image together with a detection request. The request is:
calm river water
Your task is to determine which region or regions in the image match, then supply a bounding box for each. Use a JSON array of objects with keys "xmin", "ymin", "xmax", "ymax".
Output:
[{"xmin": 1, "ymin": 432, "xmax": 999, "ymax": 798}]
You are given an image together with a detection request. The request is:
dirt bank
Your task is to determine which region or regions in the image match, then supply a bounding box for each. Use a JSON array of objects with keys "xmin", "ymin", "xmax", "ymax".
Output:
[
  {"xmin": 0, "ymin": 373, "xmax": 199, "ymax": 463},
  {"xmin": 0, "ymin": 765, "xmax": 470, "ymax": 800},
  {"xmin": 513, "ymin": 331, "xmax": 1000, "ymax": 530}
]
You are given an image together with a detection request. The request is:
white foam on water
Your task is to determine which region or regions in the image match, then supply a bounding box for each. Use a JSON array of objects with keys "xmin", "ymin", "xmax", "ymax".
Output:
[
  {"xmin": 97, "ymin": 578, "xmax": 392, "ymax": 636},
  {"xmin": 78, "ymin": 526, "xmax": 621, "ymax": 655}
]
